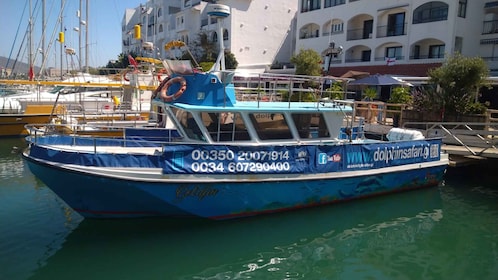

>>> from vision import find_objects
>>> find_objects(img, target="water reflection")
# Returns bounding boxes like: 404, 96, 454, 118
0, 138, 83, 280
28, 187, 443, 280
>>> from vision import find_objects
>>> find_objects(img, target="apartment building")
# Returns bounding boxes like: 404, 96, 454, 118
121, 0, 298, 73
296, 0, 498, 77
122, 0, 498, 77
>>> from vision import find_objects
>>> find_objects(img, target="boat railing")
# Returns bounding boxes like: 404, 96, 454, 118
353, 101, 406, 127
229, 71, 353, 107
25, 121, 364, 154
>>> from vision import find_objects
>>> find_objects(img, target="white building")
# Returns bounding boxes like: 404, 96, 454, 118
296, 0, 498, 77
122, 0, 498, 77
122, 0, 298, 72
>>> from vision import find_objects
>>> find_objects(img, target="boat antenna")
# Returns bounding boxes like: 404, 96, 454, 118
206, 4, 230, 72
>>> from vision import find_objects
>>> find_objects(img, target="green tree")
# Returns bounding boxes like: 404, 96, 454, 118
186, 32, 218, 63
428, 53, 489, 116
388, 86, 412, 104
100, 51, 138, 75
224, 50, 238, 70
290, 49, 322, 76
324, 82, 344, 99
184, 32, 238, 71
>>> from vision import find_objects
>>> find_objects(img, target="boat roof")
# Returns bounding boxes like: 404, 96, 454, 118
172, 100, 353, 113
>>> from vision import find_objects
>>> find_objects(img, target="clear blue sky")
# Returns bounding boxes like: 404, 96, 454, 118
1, 0, 143, 68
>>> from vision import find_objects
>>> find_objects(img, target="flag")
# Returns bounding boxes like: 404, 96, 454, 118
128, 54, 138, 70
28, 66, 34, 81
386, 57, 396, 66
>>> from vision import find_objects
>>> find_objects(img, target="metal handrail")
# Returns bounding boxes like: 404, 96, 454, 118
403, 121, 498, 156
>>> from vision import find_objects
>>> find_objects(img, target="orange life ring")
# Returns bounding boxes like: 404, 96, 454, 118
160, 76, 187, 102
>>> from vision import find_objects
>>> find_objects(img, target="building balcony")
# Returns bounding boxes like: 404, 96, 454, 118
409, 54, 445, 60
375, 56, 404, 62
347, 28, 372, 41
322, 30, 344, 37
483, 20, 498, 34
376, 24, 407, 38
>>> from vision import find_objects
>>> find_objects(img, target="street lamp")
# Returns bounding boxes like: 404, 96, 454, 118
321, 42, 343, 75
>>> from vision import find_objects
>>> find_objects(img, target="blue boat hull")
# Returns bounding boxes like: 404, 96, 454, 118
23, 153, 446, 220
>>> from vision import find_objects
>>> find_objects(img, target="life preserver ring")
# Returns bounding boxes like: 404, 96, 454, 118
160, 76, 187, 102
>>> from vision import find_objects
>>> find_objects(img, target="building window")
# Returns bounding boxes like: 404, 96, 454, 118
413, 2, 448, 24
458, 0, 467, 18
386, 46, 402, 59
223, 29, 229, 41
213, 32, 218, 42
324, 0, 345, 8
361, 50, 371, 62
429, 45, 445, 58
413, 45, 420, 59
331, 22, 343, 33
387, 13, 405, 36
301, 0, 320, 12
157, 8, 162, 18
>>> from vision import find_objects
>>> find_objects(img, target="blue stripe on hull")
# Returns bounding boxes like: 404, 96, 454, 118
24, 154, 446, 220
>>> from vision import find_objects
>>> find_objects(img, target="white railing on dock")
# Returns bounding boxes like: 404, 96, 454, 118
403, 121, 498, 157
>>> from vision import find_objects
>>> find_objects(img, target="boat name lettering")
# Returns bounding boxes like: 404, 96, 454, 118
254, 113, 275, 119
373, 145, 428, 164
175, 186, 219, 202
191, 149, 290, 162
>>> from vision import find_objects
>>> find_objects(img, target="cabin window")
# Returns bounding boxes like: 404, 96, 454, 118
173, 108, 205, 141
249, 113, 293, 140
291, 113, 330, 139
200, 112, 250, 142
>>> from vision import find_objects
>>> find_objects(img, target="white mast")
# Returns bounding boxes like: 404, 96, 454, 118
29, 0, 34, 80
85, 0, 89, 72
41, 0, 46, 77
78, 0, 82, 71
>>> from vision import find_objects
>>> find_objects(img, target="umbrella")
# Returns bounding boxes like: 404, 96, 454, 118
349, 74, 408, 86
340, 70, 369, 79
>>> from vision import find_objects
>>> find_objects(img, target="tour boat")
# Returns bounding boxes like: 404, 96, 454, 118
21, 50, 449, 220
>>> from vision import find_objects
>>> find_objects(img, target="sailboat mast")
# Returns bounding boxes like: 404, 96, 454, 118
79, 0, 82, 71
85, 0, 89, 73
41, 0, 46, 77
29, 0, 34, 80
60, 0, 64, 79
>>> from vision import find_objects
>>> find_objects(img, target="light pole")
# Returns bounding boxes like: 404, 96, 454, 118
321, 42, 343, 75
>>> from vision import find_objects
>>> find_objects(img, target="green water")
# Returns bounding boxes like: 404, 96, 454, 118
0, 138, 497, 280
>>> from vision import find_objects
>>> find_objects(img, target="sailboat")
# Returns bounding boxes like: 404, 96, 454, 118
0, 0, 161, 137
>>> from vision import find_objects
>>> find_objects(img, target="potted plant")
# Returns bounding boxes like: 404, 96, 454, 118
362, 87, 377, 101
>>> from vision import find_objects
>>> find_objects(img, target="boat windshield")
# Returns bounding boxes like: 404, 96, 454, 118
164, 60, 194, 75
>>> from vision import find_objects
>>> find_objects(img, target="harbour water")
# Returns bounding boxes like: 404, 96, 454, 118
0, 137, 497, 280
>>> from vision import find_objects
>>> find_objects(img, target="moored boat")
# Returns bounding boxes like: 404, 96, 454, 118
22, 48, 449, 220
